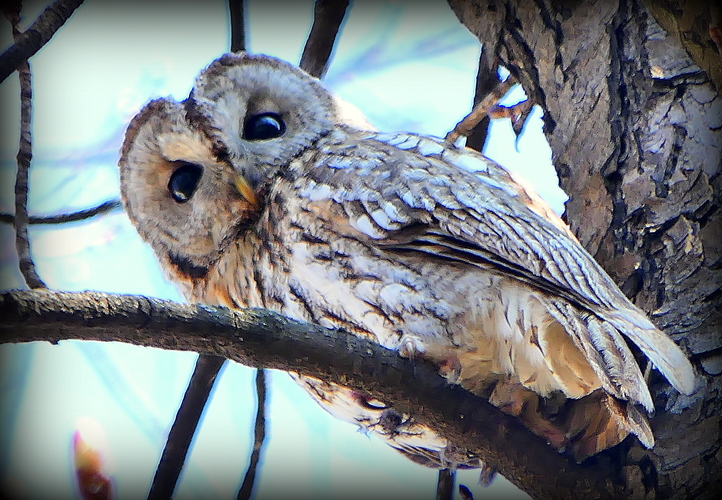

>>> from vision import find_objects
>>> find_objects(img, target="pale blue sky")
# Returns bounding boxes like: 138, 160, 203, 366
0, 1, 565, 498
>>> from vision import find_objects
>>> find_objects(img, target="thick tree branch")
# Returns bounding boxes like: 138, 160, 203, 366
1, 289, 630, 499
0, 0, 85, 84
0, 199, 122, 225
299, 0, 350, 79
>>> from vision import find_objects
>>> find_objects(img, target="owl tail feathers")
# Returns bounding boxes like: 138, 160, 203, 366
565, 391, 654, 462
605, 309, 696, 397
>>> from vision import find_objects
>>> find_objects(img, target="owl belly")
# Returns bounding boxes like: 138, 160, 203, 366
284, 234, 601, 403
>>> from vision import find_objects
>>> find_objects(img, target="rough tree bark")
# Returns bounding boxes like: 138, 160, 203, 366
448, 0, 721, 498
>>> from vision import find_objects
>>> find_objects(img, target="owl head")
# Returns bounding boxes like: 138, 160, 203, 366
119, 53, 343, 285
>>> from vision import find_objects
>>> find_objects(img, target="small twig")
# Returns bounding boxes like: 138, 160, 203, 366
147, 355, 226, 500
237, 369, 267, 500
490, 98, 534, 151
228, 0, 245, 52
436, 469, 455, 500
0, 0, 85, 84
0, 199, 122, 226
445, 76, 518, 145
6, 6, 45, 289
489, 99, 533, 131
299, 0, 350, 79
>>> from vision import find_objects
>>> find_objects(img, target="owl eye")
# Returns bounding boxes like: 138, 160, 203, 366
243, 112, 286, 140
168, 163, 203, 203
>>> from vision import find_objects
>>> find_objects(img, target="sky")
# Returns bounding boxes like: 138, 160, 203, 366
0, 1, 566, 499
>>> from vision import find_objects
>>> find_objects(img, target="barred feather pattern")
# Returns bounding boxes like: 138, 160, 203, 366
119, 52, 695, 463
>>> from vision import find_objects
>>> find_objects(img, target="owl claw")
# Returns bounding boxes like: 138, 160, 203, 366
398, 339, 462, 384
438, 355, 463, 384
398, 336, 425, 360
490, 382, 569, 452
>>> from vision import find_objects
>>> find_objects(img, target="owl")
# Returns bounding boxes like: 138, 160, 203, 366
119, 52, 695, 462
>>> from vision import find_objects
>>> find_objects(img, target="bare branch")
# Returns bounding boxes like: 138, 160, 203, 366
465, 48, 500, 152
228, 0, 245, 53
12, 61, 44, 289
147, 355, 225, 500
0, 0, 86, 84
7, 8, 45, 289
237, 369, 267, 500
445, 76, 517, 145
299, 0, 350, 79
435, 469, 455, 500
0, 289, 628, 500
0, 199, 123, 226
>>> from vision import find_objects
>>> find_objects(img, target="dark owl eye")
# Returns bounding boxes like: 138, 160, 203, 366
168, 163, 203, 203
243, 112, 286, 140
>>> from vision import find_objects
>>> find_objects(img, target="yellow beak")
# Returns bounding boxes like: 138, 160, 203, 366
233, 173, 260, 209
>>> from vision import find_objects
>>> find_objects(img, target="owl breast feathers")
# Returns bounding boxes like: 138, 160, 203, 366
119, 52, 695, 461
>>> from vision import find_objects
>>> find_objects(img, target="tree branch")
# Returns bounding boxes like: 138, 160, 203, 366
6, 7, 45, 289
465, 47, 499, 152
445, 76, 517, 145
228, 0, 245, 53
0, 0, 85, 84
0, 289, 629, 500
0, 199, 122, 226
299, 0, 350, 79
435, 469, 455, 500
147, 354, 225, 500
237, 368, 267, 500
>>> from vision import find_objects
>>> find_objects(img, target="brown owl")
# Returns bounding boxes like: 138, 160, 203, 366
119, 52, 695, 462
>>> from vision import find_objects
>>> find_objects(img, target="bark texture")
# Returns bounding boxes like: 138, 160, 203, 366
448, 0, 721, 498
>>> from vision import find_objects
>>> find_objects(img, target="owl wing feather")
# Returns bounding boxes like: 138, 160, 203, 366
295, 129, 694, 407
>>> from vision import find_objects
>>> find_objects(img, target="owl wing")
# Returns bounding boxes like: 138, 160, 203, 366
294, 129, 694, 409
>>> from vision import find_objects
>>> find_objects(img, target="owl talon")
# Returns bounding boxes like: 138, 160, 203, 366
438, 355, 463, 384
490, 382, 569, 452
398, 336, 425, 360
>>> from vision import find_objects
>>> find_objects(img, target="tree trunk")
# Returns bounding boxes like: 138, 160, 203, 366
448, 0, 721, 498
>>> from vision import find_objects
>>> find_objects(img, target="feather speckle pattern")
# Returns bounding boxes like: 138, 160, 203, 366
119, 53, 695, 463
